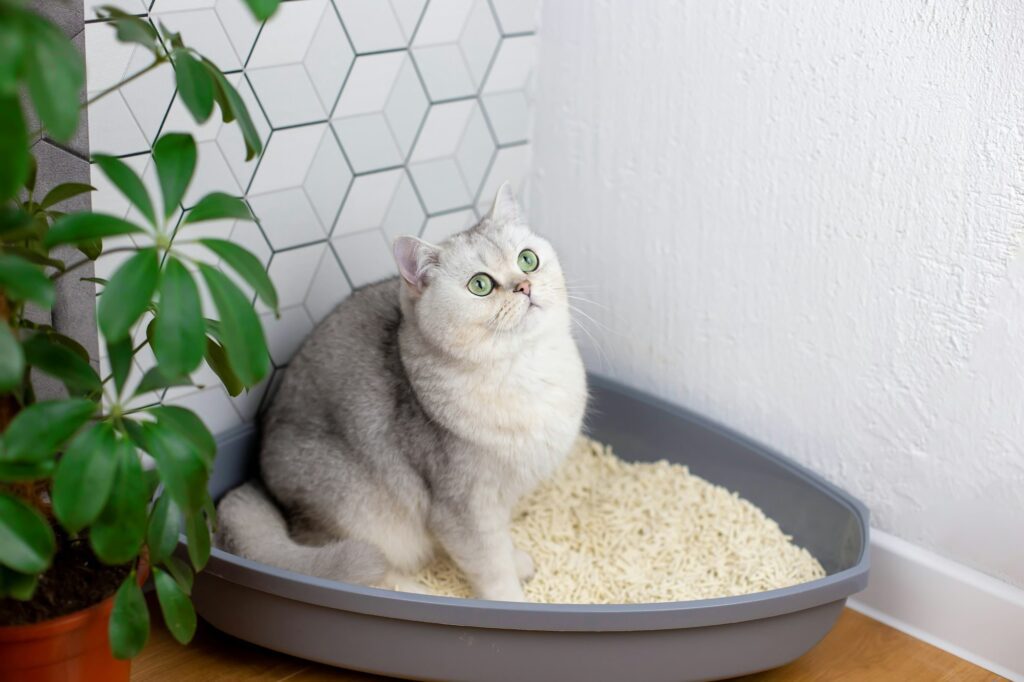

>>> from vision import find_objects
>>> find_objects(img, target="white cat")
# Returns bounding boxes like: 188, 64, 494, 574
217, 184, 587, 601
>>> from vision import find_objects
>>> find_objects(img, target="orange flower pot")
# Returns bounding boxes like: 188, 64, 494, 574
0, 562, 148, 682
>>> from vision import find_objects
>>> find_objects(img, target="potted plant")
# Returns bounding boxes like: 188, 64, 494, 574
0, 1, 283, 678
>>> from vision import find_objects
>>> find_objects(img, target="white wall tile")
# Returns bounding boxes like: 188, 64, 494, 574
152, 9, 246, 70
248, 124, 329, 194
332, 229, 397, 287
335, 0, 406, 53
247, 65, 328, 127
247, 0, 329, 67
421, 208, 477, 243
490, 0, 541, 34
388, 0, 428, 40
262, 305, 315, 366
248, 188, 326, 249
333, 168, 405, 236
266, 242, 326, 309
304, 248, 353, 322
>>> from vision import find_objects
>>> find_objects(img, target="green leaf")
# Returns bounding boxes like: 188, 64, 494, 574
0, 566, 39, 601
93, 155, 157, 226
0, 398, 94, 463
78, 238, 103, 260
156, 21, 184, 50
40, 182, 96, 209
52, 422, 119, 533
0, 492, 55, 573
0, 14, 26, 97
97, 7, 161, 54
172, 50, 213, 124
184, 509, 211, 571
81, 276, 109, 287
136, 420, 207, 514
0, 253, 54, 308
0, 460, 57, 482
148, 405, 215, 468
90, 436, 148, 565
23, 333, 102, 396
147, 494, 180, 564
23, 14, 84, 142
98, 248, 159, 342
152, 133, 197, 220
24, 154, 37, 193
2, 245, 66, 271
199, 238, 277, 312
164, 555, 193, 595
183, 192, 252, 225
205, 63, 262, 161
153, 257, 204, 376
153, 567, 196, 644
134, 367, 192, 395
242, 0, 282, 21
43, 330, 91, 363
45, 212, 144, 248
107, 336, 133, 396
198, 264, 269, 387
109, 572, 149, 659
0, 206, 33, 241
0, 322, 24, 393
204, 337, 243, 397
0, 94, 28, 201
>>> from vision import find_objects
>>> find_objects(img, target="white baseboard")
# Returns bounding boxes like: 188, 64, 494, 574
848, 528, 1024, 682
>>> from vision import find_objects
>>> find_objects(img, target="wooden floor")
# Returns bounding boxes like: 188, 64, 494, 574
133, 604, 1004, 681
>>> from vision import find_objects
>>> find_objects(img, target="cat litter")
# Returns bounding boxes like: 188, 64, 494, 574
187, 377, 869, 682
415, 437, 825, 603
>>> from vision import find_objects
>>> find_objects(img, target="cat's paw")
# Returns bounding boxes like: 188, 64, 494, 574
513, 548, 535, 582
384, 572, 430, 595
478, 580, 526, 602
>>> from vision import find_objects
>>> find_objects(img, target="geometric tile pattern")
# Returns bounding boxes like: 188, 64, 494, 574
84, 0, 538, 433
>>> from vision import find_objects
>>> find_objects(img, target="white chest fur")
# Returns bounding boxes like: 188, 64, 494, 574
412, 330, 587, 495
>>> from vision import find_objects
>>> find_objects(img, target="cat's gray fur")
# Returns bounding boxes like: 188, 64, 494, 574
216, 184, 587, 601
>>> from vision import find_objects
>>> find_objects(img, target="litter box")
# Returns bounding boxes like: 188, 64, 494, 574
186, 375, 870, 682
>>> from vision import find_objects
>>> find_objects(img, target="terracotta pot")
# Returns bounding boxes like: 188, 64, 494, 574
0, 561, 149, 682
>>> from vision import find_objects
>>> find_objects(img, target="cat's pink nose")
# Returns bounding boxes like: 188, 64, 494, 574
514, 280, 531, 296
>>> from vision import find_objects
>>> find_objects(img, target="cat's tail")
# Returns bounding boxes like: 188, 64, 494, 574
215, 481, 389, 585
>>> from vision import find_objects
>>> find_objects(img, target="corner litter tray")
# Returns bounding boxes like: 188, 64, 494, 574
185, 375, 869, 682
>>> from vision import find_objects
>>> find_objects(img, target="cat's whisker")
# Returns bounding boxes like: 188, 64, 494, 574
566, 294, 609, 310
569, 304, 621, 338
570, 315, 612, 371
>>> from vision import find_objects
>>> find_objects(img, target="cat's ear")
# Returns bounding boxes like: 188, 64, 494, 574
393, 236, 439, 293
486, 181, 522, 225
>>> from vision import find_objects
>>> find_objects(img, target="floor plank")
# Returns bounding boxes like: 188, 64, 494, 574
133, 604, 1005, 681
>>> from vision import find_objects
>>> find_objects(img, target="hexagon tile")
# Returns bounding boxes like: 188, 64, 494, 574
84, 0, 539, 432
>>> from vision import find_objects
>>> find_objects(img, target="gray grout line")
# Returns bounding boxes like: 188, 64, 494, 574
327, 240, 357, 292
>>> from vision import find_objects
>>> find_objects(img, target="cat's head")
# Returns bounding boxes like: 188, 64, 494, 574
393, 183, 569, 360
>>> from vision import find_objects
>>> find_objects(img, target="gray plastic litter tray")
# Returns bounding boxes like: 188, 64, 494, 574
186, 375, 870, 682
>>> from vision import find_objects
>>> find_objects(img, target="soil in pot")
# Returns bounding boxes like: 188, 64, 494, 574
0, 526, 130, 626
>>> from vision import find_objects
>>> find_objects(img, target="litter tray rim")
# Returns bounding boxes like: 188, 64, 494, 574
191, 374, 870, 633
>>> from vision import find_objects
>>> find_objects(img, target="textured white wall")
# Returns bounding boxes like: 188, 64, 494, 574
531, 0, 1024, 587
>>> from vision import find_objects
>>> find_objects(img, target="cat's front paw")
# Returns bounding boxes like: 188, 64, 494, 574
514, 547, 535, 582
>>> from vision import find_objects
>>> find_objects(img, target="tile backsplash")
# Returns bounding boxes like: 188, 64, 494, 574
84, 0, 538, 433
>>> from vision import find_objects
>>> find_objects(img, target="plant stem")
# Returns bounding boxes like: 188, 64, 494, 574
99, 338, 150, 386
84, 59, 166, 109
26, 58, 167, 139
52, 247, 139, 281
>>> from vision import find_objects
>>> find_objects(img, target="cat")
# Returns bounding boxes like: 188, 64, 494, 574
216, 183, 587, 601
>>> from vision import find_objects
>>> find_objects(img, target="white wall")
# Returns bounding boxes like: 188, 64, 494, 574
532, 0, 1024, 587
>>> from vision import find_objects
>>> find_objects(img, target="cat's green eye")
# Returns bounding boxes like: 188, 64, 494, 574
518, 249, 539, 273
468, 273, 494, 296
